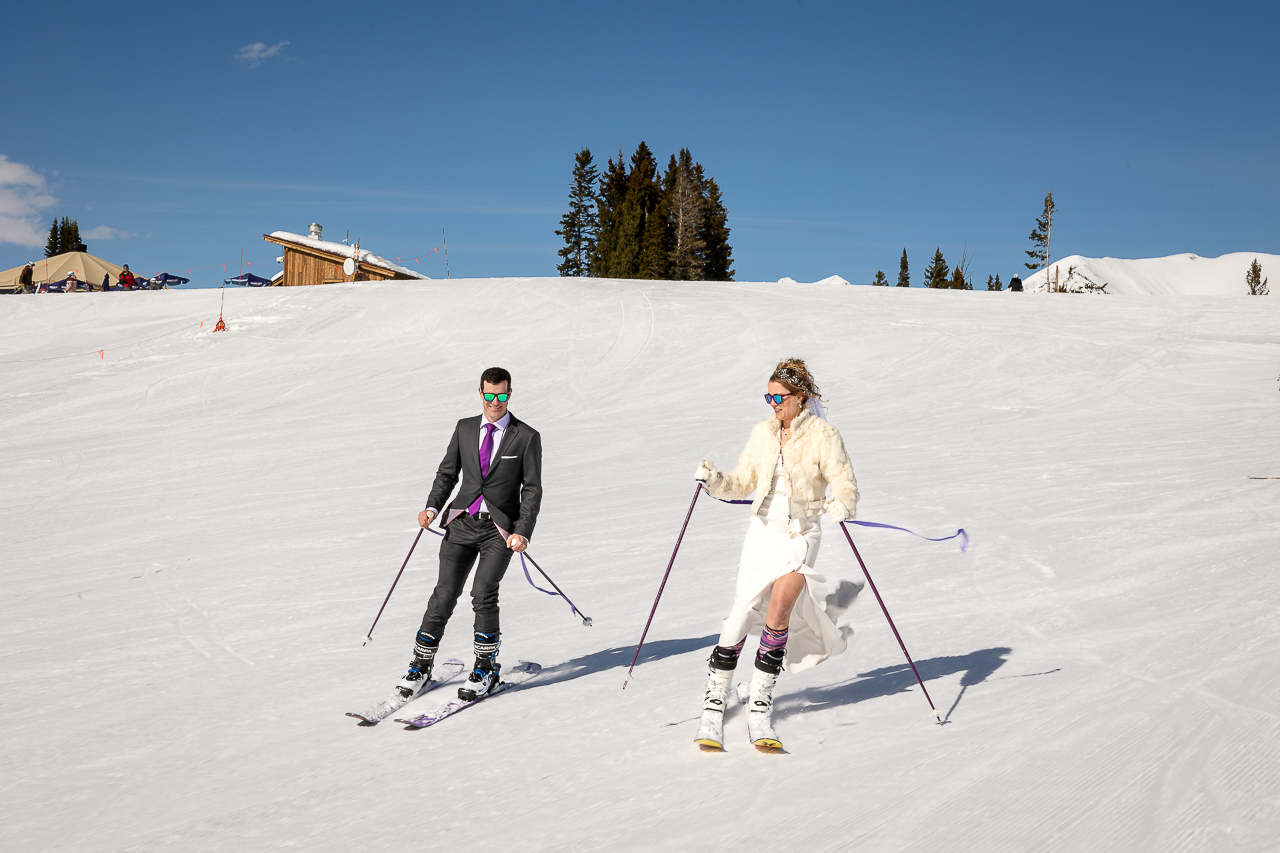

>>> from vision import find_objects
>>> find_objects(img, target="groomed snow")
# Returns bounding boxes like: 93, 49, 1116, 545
2, 279, 1279, 851
1023, 252, 1279, 296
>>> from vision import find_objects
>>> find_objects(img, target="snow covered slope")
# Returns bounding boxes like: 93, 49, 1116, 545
2, 280, 1279, 851
1023, 251, 1279, 295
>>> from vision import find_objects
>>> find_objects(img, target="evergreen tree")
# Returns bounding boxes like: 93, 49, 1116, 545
57, 217, 82, 251
949, 265, 971, 290
872, 270, 889, 286
555, 148, 600, 277
44, 218, 60, 257
1246, 257, 1269, 296
602, 142, 661, 278
987, 273, 1003, 291
698, 174, 734, 281
1025, 190, 1056, 271
592, 150, 629, 277
897, 249, 910, 287
590, 142, 732, 281
668, 150, 706, 280
639, 154, 677, 280
923, 248, 949, 288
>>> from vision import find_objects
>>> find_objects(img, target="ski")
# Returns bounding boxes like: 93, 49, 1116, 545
736, 682, 784, 752
395, 661, 541, 728
347, 658, 466, 723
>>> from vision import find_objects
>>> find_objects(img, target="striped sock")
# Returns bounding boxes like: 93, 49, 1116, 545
756, 625, 788, 672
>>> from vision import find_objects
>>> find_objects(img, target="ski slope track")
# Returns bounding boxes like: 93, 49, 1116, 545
2, 279, 1278, 852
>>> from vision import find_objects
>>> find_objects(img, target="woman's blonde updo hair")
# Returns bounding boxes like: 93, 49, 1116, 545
770, 357, 822, 407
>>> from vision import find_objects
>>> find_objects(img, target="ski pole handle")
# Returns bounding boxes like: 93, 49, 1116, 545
362, 528, 425, 646
624, 482, 703, 688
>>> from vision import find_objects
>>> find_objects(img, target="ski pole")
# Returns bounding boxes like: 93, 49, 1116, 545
624, 482, 703, 689
839, 522, 942, 724
362, 528, 425, 646
520, 552, 594, 626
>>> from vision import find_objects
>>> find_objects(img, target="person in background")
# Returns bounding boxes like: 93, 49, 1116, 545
19, 262, 35, 293
101, 273, 111, 292
65, 271, 79, 293
119, 265, 137, 290
1009, 274, 1024, 292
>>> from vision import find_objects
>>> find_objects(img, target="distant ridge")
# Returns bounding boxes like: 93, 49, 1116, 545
1022, 252, 1278, 296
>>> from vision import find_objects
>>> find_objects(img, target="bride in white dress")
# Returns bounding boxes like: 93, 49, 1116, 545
693, 358, 859, 750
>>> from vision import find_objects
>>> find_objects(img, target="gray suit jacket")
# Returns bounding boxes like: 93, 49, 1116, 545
425, 413, 544, 540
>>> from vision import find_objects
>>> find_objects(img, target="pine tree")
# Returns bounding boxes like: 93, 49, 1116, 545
58, 217, 71, 252
698, 174, 734, 281
1025, 190, 1055, 271
667, 150, 706, 281
600, 142, 661, 279
987, 273, 1003, 291
1246, 257, 1270, 296
44, 218, 60, 257
949, 266, 970, 290
923, 248, 949, 288
639, 154, 677, 280
872, 270, 889, 286
67, 218, 81, 247
897, 249, 910, 287
555, 148, 600, 277
592, 151, 629, 277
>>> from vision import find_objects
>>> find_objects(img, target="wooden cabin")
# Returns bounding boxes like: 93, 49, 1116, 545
263, 227, 428, 286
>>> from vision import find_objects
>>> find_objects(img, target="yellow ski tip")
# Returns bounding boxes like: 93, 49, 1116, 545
753, 738, 784, 752
695, 739, 725, 751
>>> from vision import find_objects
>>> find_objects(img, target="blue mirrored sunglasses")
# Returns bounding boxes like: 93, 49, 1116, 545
482, 393, 510, 402
764, 393, 794, 405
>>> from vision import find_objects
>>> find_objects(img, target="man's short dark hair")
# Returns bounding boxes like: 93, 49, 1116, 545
480, 367, 512, 389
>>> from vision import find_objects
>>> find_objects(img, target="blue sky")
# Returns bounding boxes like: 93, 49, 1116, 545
3, 0, 1277, 287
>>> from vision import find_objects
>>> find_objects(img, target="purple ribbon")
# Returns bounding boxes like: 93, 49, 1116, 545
700, 486, 967, 551
424, 523, 589, 618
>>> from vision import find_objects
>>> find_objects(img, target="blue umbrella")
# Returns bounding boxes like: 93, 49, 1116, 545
224, 272, 273, 287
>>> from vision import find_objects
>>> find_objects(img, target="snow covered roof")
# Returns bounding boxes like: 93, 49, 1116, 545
266, 231, 428, 280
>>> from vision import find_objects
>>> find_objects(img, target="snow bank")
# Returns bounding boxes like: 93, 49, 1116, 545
1022, 251, 1278, 295
778, 274, 850, 286
269, 231, 429, 280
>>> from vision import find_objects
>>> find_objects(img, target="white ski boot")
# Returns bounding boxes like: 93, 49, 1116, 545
396, 659, 433, 699
745, 663, 783, 751
695, 664, 734, 750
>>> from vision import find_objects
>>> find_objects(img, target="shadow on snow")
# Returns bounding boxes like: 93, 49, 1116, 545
774, 646, 1015, 723
530, 634, 719, 690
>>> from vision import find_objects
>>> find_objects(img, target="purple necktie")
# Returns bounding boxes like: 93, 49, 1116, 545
468, 422, 497, 515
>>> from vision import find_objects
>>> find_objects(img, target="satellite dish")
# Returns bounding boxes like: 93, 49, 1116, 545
342, 257, 355, 276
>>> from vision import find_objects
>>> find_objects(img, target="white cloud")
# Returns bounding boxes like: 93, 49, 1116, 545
0, 154, 56, 248
235, 41, 290, 67
83, 225, 138, 241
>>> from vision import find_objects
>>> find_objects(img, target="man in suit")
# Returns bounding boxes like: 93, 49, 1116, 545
399, 366, 543, 701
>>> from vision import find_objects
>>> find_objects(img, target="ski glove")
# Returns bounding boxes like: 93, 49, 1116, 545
695, 459, 723, 490
824, 497, 852, 523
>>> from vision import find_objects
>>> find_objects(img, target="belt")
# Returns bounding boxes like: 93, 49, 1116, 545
471, 512, 492, 521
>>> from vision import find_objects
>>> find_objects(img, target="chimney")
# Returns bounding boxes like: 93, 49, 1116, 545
308, 223, 323, 241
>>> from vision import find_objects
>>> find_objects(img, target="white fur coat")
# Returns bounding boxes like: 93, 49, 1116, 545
704, 410, 858, 522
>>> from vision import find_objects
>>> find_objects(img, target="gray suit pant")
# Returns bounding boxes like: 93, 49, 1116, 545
419, 513, 514, 638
